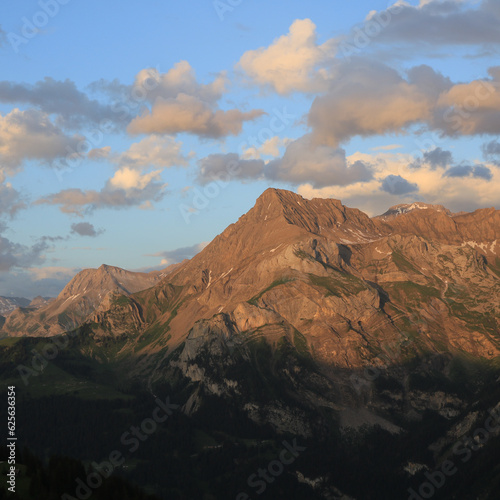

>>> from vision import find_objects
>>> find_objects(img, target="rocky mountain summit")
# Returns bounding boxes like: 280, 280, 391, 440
376, 202, 453, 221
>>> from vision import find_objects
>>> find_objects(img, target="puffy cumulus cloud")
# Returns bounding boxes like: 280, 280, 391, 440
381, 174, 419, 195
0, 77, 126, 129
0, 109, 83, 173
242, 136, 291, 160
0, 266, 78, 299
196, 136, 374, 188
308, 61, 439, 146
36, 169, 167, 215
146, 242, 209, 266
70, 222, 103, 237
434, 69, 500, 136
296, 151, 500, 215
308, 60, 500, 146
372, 0, 500, 47
133, 61, 227, 104
237, 19, 336, 94
108, 168, 162, 190
127, 94, 264, 138
126, 60, 264, 138
266, 135, 374, 188
444, 164, 493, 180
114, 135, 189, 169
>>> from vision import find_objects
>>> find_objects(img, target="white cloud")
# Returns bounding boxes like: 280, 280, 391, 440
133, 61, 227, 104
242, 136, 291, 159
238, 19, 336, 94
127, 94, 264, 138
36, 169, 167, 215
308, 60, 440, 147
266, 135, 374, 187
196, 135, 374, 188
0, 108, 83, 173
127, 61, 264, 138
0, 77, 126, 130
308, 60, 500, 146
297, 151, 500, 215
114, 135, 189, 169
109, 168, 163, 191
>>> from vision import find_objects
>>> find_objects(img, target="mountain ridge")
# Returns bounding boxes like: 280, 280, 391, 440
2, 189, 499, 353
1, 264, 168, 337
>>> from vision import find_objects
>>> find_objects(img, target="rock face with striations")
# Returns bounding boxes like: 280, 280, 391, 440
79, 189, 500, 375
5, 189, 499, 367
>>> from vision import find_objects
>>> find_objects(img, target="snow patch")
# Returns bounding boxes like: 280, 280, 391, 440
219, 268, 233, 279
462, 240, 488, 251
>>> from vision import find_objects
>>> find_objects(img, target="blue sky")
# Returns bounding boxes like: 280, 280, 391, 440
1, 0, 500, 298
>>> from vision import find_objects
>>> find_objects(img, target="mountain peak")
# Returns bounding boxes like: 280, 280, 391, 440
375, 202, 452, 221
252, 188, 353, 230
253, 188, 309, 215
257, 187, 306, 204
98, 263, 116, 272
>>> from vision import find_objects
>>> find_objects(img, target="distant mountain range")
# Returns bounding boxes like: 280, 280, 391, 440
0, 296, 31, 315
0, 264, 180, 337
0, 295, 54, 316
